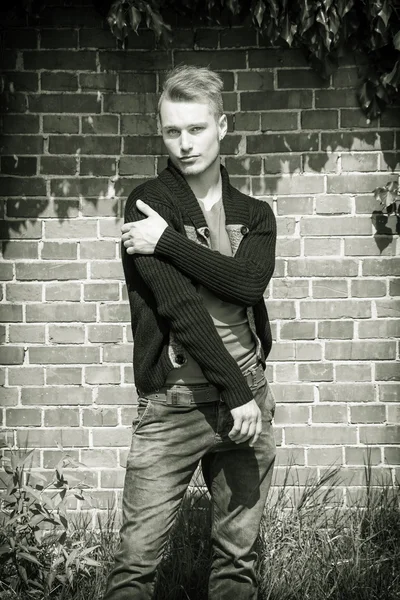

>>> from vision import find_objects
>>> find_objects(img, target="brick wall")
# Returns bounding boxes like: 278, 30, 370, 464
1, 1, 399, 517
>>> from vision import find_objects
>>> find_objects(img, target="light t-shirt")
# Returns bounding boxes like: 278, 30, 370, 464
166, 198, 257, 385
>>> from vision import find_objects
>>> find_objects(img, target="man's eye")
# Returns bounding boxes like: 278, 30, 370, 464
191, 127, 203, 133
167, 129, 179, 136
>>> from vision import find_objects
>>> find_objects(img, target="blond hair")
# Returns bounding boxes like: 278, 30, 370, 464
158, 65, 224, 118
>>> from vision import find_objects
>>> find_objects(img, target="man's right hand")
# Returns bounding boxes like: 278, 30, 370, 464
229, 399, 262, 447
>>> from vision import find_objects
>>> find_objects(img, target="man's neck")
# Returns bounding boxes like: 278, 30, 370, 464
185, 158, 222, 211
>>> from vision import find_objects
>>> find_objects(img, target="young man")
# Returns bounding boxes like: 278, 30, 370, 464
103, 65, 277, 600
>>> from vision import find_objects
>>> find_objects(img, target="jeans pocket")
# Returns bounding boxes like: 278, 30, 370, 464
132, 398, 152, 434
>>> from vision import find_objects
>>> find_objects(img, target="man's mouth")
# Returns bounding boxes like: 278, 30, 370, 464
179, 155, 199, 161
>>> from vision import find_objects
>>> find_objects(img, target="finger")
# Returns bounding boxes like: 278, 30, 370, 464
126, 246, 135, 255
121, 232, 132, 243
121, 222, 135, 233
228, 419, 243, 442
136, 199, 156, 216
249, 417, 262, 447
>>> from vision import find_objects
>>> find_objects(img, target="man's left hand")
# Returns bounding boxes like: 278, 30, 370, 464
122, 200, 168, 255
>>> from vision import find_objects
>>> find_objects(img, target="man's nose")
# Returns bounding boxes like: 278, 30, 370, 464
180, 132, 192, 152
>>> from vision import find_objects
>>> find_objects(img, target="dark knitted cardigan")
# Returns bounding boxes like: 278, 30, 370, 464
122, 160, 276, 409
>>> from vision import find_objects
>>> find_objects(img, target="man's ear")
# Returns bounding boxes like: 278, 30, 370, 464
218, 114, 228, 140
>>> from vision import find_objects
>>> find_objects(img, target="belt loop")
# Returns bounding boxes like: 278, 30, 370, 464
166, 389, 178, 405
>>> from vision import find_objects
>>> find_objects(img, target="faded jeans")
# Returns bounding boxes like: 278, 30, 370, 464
103, 367, 276, 600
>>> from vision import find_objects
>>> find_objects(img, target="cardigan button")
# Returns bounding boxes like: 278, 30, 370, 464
241, 225, 249, 235
176, 354, 186, 365
203, 227, 210, 238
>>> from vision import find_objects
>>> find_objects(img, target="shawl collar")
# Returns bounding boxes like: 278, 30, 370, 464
158, 159, 249, 229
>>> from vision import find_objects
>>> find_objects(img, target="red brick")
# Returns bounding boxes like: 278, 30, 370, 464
82, 408, 118, 427
307, 447, 343, 465
276, 238, 301, 257
300, 216, 371, 236
3, 73, 38, 92
345, 447, 381, 466
29, 346, 100, 365
288, 259, 358, 277
2, 115, 40, 134
118, 156, 156, 176
375, 299, 400, 318
375, 363, 400, 381
277, 197, 313, 215
119, 73, 157, 93
1, 155, 37, 177
358, 320, 400, 338
248, 133, 318, 154
278, 70, 329, 89
48, 325, 85, 344
384, 448, 400, 465
248, 49, 308, 68
81, 449, 118, 468
85, 365, 121, 384
6, 283, 42, 302
0, 50, 17, 71
340, 110, 377, 128
0, 388, 18, 406
41, 241, 78, 260
2, 241, 39, 259
312, 405, 347, 423
260, 112, 298, 132
45, 282, 81, 302
6, 408, 41, 427
260, 155, 301, 176
325, 341, 396, 361
315, 89, 359, 108
302, 300, 371, 320
360, 425, 399, 444
103, 344, 132, 363
120, 115, 158, 135
24, 50, 96, 70
336, 364, 372, 382
351, 281, 387, 298
123, 136, 164, 155
79, 28, 117, 49
286, 426, 357, 445
49, 135, 119, 155
319, 383, 375, 403
100, 469, 126, 489
304, 238, 341, 256
341, 153, 379, 171
0, 135, 44, 155
82, 115, 119, 134
44, 408, 80, 427
96, 386, 137, 405
299, 363, 333, 381
362, 258, 400, 276
242, 91, 312, 111
332, 67, 358, 88
17, 428, 89, 448
174, 50, 245, 70
295, 342, 322, 361
87, 325, 123, 343
347, 238, 395, 256
40, 156, 77, 175
21, 386, 92, 405
389, 280, 400, 296
42, 115, 79, 134
0, 92, 27, 113
351, 405, 385, 424
29, 94, 100, 114
99, 51, 170, 71
316, 196, 352, 215
0, 346, 24, 365
301, 110, 338, 130
16, 262, 87, 281
380, 152, 400, 171
27, 304, 95, 323
0, 305, 23, 322
41, 72, 78, 91
92, 427, 131, 447
275, 363, 298, 382
381, 108, 400, 127
312, 280, 348, 299
46, 367, 82, 385
328, 173, 394, 194
40, 29, 78, 48
280, 322, 315, 340
269, 383, 314, 403
1, 220, 42, 240
9, 324, 45, 343
8, 366, 44, 386
274, 405, 309, 425
237, 71, 273, 91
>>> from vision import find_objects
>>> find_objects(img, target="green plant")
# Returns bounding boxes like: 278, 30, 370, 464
374, 179, 400, 215
0, 448, 99, 599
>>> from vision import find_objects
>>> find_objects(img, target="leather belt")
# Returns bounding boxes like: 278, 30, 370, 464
143, 363, 265, 406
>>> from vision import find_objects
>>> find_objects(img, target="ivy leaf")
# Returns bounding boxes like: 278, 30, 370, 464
225, 0, 241, 15
129, 5, 142, 33
337, 0, 354, 19
382, 60, 400, 87
281, 13, 297, 46
253, 0, 266, 28
393, 30, 400, 51
377, 0, 392, 27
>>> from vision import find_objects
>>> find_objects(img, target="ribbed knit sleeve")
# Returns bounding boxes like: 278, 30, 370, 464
154, 200, 276, 306
123, 188, 253, 409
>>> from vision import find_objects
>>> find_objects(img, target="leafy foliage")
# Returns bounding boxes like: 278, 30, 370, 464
101, 0, 400, 119
375, 179, 400, 214
0, 448, 99, 599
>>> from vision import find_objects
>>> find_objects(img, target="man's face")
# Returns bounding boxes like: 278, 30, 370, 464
159, 99, 227, 177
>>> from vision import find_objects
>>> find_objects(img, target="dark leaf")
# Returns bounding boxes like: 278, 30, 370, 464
128, 5, 142, 32
253, 0, 266, 28
382, 60, 400, 88
394, 30, 400, 51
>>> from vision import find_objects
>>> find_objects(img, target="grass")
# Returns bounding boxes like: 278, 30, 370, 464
1, 463, 399, 600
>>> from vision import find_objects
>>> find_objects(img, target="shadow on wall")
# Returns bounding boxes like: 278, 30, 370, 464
1, 124, 399, 251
